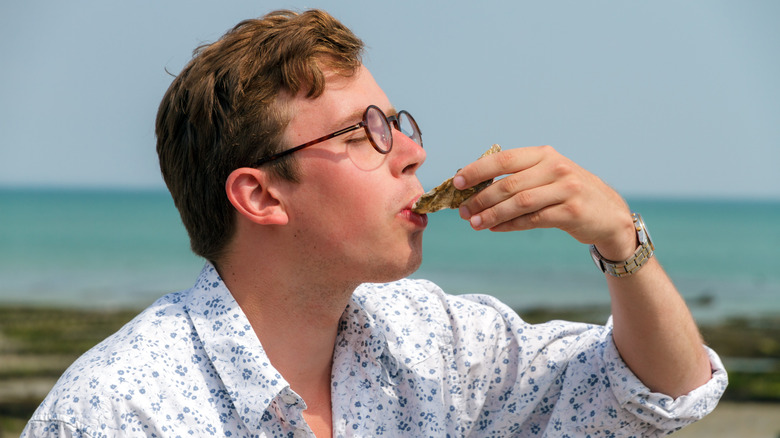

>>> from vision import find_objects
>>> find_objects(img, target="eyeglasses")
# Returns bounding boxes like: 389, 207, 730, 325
250, 105, 422, 168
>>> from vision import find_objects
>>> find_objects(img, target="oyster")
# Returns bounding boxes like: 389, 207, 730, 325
412, 144, 501, 214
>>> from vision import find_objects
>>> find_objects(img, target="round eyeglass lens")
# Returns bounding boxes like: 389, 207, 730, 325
344, 106, 390, 171
398, 111, 422, 147
366, 106, 392, 152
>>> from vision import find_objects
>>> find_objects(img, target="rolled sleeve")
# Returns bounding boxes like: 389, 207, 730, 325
603, 331, 729, 429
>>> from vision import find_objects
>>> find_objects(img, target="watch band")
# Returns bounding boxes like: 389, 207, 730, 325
590, 212, 655, 278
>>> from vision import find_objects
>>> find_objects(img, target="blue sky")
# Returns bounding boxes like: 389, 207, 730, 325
1, 1, 778, 200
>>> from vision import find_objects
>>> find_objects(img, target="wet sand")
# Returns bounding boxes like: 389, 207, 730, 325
672, 402, 780, 437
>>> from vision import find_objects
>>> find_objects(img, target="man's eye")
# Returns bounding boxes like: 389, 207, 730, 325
345, 135, 370, 145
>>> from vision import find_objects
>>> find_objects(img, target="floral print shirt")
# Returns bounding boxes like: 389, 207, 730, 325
24, 263, 727, 437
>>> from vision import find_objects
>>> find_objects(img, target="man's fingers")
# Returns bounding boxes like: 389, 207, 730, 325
460, 163, 555, 216
465, 184, 563, 230
453, 147, 546, 190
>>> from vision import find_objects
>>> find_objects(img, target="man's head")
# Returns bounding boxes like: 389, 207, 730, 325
156, 9, 364, 262
247, 63, 427, 288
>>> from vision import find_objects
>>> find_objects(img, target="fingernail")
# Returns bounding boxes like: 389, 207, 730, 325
459, 205, 471, 219
470, 215, 482, 229
453, 175, 466, 190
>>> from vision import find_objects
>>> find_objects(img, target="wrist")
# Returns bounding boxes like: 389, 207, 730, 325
590, 212, 655, 278
592, 213, 638, 261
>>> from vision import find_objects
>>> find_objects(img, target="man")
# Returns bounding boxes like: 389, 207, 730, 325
24, 9, 726, 437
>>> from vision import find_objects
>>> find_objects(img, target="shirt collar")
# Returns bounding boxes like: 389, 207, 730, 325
185, 264, 423, 429
185, 263, 294, 430
338, 296, 402, 385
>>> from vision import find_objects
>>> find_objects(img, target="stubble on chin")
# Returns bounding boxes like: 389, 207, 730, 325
368, 235, 424, 284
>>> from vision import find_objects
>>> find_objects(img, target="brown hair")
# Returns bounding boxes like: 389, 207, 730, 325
156, 9, 364, 262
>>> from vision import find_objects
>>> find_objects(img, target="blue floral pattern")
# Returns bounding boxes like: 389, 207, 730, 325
24, 263, 727, 437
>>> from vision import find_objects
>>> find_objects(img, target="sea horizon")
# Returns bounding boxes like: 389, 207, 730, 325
2, 187, 778, 324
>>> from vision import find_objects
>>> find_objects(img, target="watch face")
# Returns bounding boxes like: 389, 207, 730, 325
589, 245, 605, 272
637, 214, 654, 249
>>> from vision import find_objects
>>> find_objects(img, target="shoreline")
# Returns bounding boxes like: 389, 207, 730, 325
2, 304, 779, 436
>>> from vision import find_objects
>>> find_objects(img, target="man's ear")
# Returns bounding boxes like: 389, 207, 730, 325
225, 168, 289, 225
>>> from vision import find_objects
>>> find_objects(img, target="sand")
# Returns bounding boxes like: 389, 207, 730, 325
672, 402, 780, 437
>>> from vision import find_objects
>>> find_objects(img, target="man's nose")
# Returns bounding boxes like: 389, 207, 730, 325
390, 127, 426, 176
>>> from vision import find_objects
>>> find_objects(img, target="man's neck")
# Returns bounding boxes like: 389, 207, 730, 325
246, 293, 339, 437
215, 254, 356, 436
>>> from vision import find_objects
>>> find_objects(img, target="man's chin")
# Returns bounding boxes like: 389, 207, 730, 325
366, 255, 422, 284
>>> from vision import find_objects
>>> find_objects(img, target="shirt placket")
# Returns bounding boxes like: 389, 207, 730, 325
272, 387, 313, 438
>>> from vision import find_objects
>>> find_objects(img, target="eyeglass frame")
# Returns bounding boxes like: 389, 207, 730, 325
249, 104, 422, 167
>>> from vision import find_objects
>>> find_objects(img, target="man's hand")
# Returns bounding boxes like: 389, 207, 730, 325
455, 145, 636, 261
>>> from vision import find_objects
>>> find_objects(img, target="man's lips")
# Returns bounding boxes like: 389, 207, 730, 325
403, 195, 425, 214
407, 195, 421, 210
402, 196, 428, 228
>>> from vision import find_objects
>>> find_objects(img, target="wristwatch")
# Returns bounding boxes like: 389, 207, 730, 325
590, 212, 655, 278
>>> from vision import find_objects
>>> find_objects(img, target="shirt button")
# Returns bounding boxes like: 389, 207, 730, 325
281, 394, 299, 405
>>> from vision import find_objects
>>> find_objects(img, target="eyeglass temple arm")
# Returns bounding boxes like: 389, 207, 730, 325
251, 123, 363, 167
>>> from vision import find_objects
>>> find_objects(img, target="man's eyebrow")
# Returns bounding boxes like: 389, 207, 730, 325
331, 108, 365, 130
329, 105, 398, 131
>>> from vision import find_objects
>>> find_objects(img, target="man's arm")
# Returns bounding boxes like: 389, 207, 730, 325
605, 257, 711, 397
454, 145, 711, 398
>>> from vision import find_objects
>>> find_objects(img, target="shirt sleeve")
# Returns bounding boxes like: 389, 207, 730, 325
456, 292, 728, 436
600, 319, 727, 426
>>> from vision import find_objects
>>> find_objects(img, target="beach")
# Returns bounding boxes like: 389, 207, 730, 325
671, 402, 780, 438
1, 304, 779, 436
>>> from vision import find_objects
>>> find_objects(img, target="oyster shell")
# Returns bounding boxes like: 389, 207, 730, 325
412, 144, 501, 214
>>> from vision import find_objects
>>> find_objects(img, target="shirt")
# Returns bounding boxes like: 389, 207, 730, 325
24, 263, 727, 437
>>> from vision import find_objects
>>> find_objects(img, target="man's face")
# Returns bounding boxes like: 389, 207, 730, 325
278, 64, 428, 287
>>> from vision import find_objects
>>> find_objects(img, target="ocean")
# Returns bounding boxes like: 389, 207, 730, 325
1, 188, 778, 323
